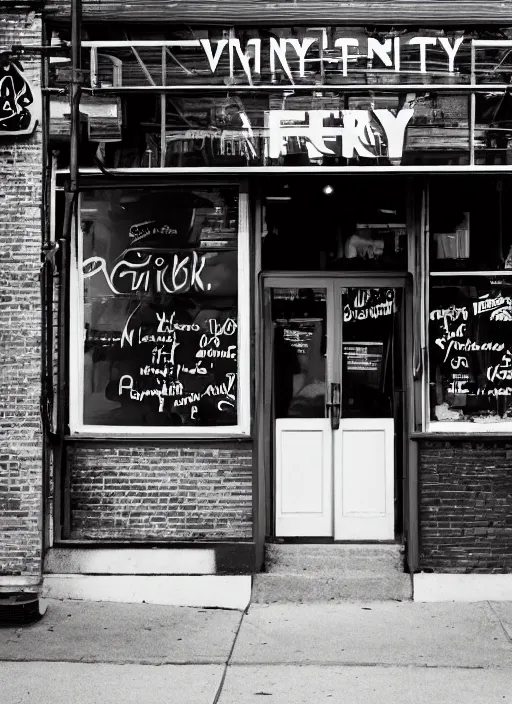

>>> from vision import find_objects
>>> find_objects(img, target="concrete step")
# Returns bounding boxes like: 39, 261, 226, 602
253, 543, 411, 602
251, 573, 412, 603
264, 543, 404, 574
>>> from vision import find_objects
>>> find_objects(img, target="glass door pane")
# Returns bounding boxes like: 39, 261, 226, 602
271, 287, 327, 418
340, 287, 402, 418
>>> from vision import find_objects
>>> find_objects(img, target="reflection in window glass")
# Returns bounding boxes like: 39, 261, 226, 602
263, 177, 407, 271
474, 45, 512, 85
49, 26, 477, 89
51, 95, 161, 170
429, 277, 512, 423
162, 91, 469, 168
402, 94, 469, 167
475, 92, 512, 166
430, 177, 512, 272
341, 288, 400, 418
51, 89, 473, 170
272, 288, 326, 418
80, 187, 239, 427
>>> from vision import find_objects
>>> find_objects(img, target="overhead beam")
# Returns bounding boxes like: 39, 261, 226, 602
43, 1, 512, 26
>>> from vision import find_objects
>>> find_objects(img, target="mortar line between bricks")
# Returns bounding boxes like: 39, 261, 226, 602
211, 607, 247, 704
486, 601, 512, 644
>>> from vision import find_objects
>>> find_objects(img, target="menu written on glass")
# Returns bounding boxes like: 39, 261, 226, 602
81, 189, 238, 427
429, 282, 512, 422
343, 343, 383, 373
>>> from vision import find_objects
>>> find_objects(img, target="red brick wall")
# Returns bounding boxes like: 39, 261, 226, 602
0, 10, 43, 578
419, 440, 512, 573
69, 443, 253, 540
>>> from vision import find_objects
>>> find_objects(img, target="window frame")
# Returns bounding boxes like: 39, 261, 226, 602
425, 176, 512, 433
68, 181, 252, 438
50, 36, 512, 174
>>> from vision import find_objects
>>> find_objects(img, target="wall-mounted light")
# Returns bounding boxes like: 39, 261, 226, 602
322, 184, 334, 195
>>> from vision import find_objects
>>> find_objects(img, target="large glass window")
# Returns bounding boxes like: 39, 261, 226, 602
429, 276, 512, 425
428, 176, 512, 430
70, 185, 250, 435
48, 26, 512, 173
263, 176, 408, 271
271, 287, 327, 418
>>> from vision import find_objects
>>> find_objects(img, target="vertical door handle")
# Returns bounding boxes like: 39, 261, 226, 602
326, 382, 341, 430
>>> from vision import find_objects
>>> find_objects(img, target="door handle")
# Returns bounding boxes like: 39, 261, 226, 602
326, 382, 341, 430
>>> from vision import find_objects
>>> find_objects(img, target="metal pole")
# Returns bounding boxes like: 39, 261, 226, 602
57, 0, 82, 538
40, 18, 54, 562
70, 0, 81, 194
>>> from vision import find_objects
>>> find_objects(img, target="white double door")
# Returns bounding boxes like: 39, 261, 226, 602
272, 278, 402, 541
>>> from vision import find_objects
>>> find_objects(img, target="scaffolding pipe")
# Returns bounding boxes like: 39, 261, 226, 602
55, 0, 81, 538
69, 0, 81, 194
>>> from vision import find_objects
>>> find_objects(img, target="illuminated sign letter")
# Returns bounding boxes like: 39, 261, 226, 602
408, 37, 437, 73
438, 37, 464, 73
373, 109, 414, 158
200, 39, 228, 73
367, 38, 393, 67
334, 38, 359, 77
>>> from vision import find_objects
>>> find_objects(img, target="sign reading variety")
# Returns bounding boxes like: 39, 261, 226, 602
199, 35, 465, 81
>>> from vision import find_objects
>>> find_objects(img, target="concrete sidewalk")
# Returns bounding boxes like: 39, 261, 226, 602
1, 599, 511, 703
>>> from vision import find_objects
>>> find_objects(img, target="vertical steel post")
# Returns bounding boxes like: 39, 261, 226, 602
69, 0, 81, 195
40, 19, 53, 560
57, 0, 82, 538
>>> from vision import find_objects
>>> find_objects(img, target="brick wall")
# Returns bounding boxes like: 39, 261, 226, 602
419, 440, 512, 573
68, 443, 253, 540
0, 10, 43, 579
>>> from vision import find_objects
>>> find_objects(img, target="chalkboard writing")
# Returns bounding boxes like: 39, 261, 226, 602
429, 281, 512, 422
280, 318, 323, 355
80, 187, 239, 427
343, 288, 395, 323
343, 343, 383, 373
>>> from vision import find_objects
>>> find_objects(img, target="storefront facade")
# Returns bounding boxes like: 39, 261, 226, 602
2, 0, 512, 603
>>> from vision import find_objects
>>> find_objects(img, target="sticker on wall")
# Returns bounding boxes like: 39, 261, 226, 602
0, 57, 40, 137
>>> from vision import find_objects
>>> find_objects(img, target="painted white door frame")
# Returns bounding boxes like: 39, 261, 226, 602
266, 274, 405, 540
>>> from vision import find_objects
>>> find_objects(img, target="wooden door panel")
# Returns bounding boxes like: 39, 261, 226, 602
334, 418, 394, 540
275, 418, 332, 537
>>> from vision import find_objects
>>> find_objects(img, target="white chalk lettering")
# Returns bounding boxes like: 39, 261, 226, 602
83, 253, 210, 296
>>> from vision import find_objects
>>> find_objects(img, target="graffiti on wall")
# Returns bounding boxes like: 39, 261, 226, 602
0, 58, 39, 137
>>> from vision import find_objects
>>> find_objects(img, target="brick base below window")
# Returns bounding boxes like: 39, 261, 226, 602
419, 440, 512, 573
68, 443, 253, 540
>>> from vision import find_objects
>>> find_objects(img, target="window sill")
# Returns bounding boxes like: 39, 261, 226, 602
65, 433, 252, 443
428, 421, 512, 433
411, 428, 512, 440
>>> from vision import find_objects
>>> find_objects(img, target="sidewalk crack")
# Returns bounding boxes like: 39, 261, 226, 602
211, 607, 247, 704
486, 601, 512, 645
